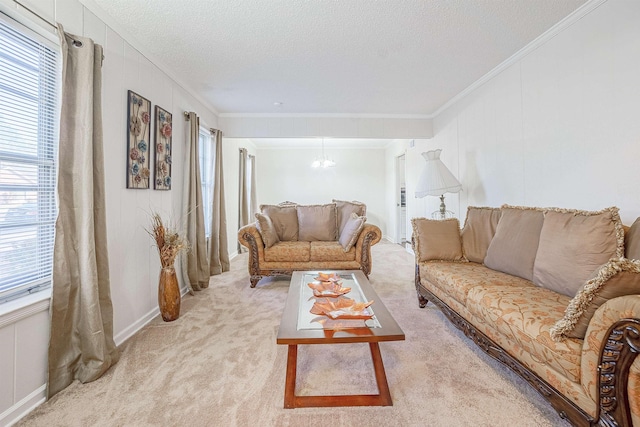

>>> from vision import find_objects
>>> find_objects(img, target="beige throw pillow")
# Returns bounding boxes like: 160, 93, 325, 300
550, 258, 640, 341
533, 207, 624, 297
297, 203, 338, 241
254, 213, 279, 248
460, 206, 501, 264
333, 199, 367, 235
626, 217, 640, 260
484, 206, 544, 281
411, 218, 465, 263
338, 213, 367, 252
260, 204, 298, 241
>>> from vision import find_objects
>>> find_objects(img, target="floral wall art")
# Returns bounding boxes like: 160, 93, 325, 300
126, 90, 151, 189
154, 106, 172, 190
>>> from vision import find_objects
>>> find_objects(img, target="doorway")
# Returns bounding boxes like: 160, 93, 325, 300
395, 154, 408, 247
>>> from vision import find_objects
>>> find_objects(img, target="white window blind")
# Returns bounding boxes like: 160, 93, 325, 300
0, 15, 59, 303
198, 128, 214, 238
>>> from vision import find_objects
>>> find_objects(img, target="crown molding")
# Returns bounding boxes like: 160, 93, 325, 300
77, 0, 220, 117
431, 0, 608, 118
218, 113, 432, 119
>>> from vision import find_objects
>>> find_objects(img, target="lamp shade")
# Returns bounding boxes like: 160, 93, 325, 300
415, 149, 462, 198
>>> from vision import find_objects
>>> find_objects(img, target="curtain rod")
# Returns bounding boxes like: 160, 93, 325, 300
13, 0, 84, 47
183, 112, 220, 134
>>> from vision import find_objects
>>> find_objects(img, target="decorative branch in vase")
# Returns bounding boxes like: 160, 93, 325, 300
148, 213, 189, 321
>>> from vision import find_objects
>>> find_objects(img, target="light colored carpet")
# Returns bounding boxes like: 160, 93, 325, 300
18, 241, 569, 427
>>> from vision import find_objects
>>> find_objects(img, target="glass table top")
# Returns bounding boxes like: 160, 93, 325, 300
296, 272, 381, 331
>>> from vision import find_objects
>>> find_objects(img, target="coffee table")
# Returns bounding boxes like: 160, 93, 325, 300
277, 270, 405, 408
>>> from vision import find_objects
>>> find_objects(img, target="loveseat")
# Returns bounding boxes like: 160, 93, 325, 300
238, 200, 382, 287
412, 205, 640, 427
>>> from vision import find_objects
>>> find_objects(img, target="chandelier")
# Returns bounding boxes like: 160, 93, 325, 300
311, 138, 336, 168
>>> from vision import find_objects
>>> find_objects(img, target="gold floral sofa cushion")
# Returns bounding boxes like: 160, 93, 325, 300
310, 241, 356, 261
264, 241, 310, 262
466, 285, 582, 383
422, 262, 582, 383
419, 262, 535, 306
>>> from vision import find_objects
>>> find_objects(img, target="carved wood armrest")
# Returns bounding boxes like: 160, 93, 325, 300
355, 224, 382, 248
355, 224, 381, 277
581, 295, 640, 426
238, 224, 264, 259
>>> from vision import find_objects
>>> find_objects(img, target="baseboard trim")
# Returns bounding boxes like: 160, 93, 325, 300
114, 306, 159, 346
1, 384, 46, 427
228, 250, 239, 261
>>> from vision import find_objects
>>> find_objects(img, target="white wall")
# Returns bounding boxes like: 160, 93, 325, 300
0, 0, 221, 424
255, 146, 387, 234
432, 0, 640, 225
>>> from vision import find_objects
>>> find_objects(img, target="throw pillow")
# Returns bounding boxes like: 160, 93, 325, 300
297, 203, 338, 241
338, 213, 367, 252
411, 218, 465, 263
254, 213, 279, 249
333, 199, 367, 235
484, 205, 544, 281
260, 204, 298, 241
626, 217, 640, 260
460, 206, 501, 264
550, 258, 640, 341
532, 207, 624, 297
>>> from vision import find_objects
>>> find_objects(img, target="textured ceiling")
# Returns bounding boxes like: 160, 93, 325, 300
89, 0, 587, 115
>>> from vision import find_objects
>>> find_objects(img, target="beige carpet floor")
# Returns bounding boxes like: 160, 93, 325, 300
18, 241, 569, 427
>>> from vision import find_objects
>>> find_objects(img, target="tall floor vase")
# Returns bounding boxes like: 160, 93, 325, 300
158, 266, 180, 321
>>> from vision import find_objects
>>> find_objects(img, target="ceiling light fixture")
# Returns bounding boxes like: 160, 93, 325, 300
311, 138, 336, 169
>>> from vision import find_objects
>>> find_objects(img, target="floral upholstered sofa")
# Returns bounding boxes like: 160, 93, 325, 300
238, 200, 381, 287
413, 205, 640, 427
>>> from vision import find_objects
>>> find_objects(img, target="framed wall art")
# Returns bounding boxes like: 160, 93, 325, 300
153, 106, 172, 190
126, 90, 151, 189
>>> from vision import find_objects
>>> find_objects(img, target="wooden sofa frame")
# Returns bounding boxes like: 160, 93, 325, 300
415, 265, 640, 427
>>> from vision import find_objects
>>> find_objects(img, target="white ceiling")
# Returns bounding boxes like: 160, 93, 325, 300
89, 0, 587, 115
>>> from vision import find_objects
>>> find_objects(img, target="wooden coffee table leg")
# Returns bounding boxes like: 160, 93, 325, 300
283, 342, 393, 408
369, 342, 392, 406
284, 344, 298, 408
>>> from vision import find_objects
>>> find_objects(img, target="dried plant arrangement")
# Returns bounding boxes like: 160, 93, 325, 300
148, 213, 189, 268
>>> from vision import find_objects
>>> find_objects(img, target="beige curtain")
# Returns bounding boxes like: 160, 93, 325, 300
249, 154, 258, 217
208, 129, 230, 275
48, 25, 119, 398
237, 148, 249, 253
180, 112, 209, 292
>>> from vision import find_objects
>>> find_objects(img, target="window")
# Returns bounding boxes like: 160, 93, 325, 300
0, 15, 59, 303
198, 128, 214, 238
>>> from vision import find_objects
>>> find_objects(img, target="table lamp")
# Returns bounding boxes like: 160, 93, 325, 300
415, 149, 462, 219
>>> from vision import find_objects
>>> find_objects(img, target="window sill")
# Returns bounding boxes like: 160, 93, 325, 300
0, 288, 51, 328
